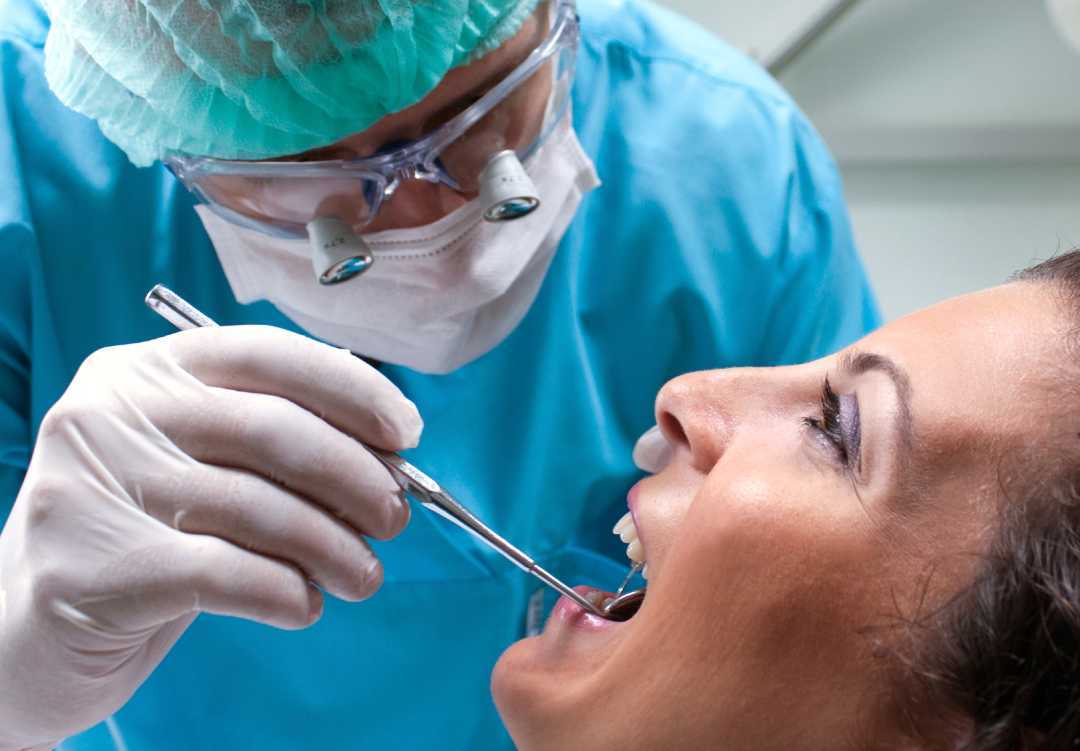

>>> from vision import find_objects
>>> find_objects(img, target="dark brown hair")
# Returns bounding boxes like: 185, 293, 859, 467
908, 253, 1080, 749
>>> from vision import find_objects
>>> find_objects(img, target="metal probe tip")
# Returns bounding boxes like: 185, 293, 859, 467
145, 284, 218, 330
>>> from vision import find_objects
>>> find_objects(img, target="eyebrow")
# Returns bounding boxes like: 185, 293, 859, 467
838, 349, 915, 459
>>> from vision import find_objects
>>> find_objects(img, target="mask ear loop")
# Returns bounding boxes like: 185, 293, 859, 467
306, 216, 375, 285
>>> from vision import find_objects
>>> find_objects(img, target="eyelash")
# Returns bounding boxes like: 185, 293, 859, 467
803, 376, 849, 465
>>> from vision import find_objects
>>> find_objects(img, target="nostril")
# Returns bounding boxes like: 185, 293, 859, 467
658, 411, 688, 450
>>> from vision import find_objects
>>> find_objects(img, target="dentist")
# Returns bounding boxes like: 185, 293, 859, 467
0, 0, 879, 748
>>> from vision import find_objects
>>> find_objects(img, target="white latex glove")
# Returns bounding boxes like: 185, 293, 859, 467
0, 326, 422, 751
632, 425, 673, 474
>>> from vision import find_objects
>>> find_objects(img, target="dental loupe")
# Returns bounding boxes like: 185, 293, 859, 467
306, 149, 540, 285
478, 150, 540, 221
306, 216, 375, 285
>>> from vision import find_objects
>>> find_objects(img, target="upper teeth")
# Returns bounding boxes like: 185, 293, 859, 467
613, 511, 649, 580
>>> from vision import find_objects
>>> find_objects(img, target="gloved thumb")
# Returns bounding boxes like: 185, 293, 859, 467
632, 425, 673, 474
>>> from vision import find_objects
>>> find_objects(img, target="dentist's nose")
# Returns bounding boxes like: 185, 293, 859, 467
370, 178, 468, 230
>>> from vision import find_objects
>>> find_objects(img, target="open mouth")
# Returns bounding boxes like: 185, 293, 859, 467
552, 509, 651, 627
613, 510, 648, 579
600, 589, 645, 621
572, 585, 646, 623
595, 509, 650, 621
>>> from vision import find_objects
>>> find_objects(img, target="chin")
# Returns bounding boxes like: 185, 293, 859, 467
490, 639, 533, 741
490, 582, 650, 751
492, 503, 653, 749
491, 637, 566, 751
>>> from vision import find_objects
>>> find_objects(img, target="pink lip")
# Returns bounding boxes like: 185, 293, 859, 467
544, 483, 651, 636
551, 585, 623, 633
627, 480, 648, 561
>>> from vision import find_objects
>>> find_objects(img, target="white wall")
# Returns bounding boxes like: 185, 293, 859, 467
654, 0, 1080, 320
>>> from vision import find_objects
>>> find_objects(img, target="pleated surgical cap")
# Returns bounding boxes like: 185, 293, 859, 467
42, 0, 540, 166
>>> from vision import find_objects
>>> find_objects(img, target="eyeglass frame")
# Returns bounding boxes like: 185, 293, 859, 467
165, 0, 580, 239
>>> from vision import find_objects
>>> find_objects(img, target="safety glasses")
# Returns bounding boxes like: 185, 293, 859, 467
166, 0, 579, 240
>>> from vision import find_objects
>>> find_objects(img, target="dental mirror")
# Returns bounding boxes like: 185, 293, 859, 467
600, 561, 646, 622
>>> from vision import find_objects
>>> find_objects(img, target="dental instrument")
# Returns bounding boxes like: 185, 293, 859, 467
144, 284, 636, 620
613, 561, 642, 600
601, 562, 647, 622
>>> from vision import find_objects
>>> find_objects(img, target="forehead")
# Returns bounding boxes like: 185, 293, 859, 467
857, 282, 1068, 464
349, 9, 543, 138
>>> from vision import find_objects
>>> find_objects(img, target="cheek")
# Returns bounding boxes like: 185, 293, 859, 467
651, 463, 892, 682
690, 460, 883, 608
633, 462, 700, 554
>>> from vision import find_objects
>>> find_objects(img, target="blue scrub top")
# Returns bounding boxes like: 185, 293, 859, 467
0, 0, 880, 748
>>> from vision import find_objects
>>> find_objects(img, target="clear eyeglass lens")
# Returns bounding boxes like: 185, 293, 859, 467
188, 45, 572, 234
437, 49, 570, 195
196, 172, 381, 232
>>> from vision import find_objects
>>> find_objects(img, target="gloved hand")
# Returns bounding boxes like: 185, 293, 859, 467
632, 425, 673, 473
0, 326, 422, 751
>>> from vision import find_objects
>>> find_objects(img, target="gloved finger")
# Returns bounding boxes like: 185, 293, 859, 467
632, 425, 674, 473
185, 536, 325, 630
167, 325, 423, 450
88, 536, 323, 632
161, 386, 410, 541
142, 463, 387, 602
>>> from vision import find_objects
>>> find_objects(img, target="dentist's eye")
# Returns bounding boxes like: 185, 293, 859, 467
803, 377, 860, 468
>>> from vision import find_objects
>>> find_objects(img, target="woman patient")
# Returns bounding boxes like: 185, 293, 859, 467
491, 252, 1080, 750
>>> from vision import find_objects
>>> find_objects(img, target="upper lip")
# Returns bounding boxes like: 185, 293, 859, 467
627, 487, 649, 572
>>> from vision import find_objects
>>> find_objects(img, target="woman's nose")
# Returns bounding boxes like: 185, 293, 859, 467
654, 370, 742, 474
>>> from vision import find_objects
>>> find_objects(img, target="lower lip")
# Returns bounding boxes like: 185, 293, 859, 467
551, 585, 623, 632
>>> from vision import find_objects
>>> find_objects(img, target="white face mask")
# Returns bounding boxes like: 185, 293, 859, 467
195, 118, 601, 374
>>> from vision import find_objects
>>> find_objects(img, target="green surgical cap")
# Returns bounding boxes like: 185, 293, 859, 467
42, 0, 540, 166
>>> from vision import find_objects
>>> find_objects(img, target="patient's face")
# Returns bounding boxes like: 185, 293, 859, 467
492, 282, 1066, 749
